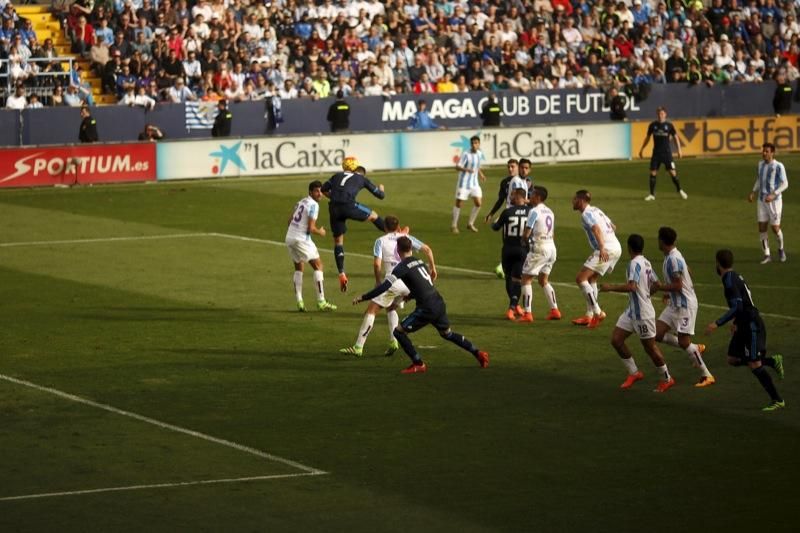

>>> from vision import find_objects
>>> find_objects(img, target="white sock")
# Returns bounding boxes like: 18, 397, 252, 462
355, 313, 376, 348
313, 270, 325, 302
686, 344, 712, 377
776, 229, 785, 250
579, 281, 600, 315
657, 364, 671, 381
387, 309, 399, 341
451, 206, 460, 227
468, 205, 481, 226
591, 282, 599, 310
543, 282, 557, 310
293, 271, 303, 301
662, 332, 681, 348
760, 232, 770, 256
521, 284, 533, 312
621, 357, 639, 375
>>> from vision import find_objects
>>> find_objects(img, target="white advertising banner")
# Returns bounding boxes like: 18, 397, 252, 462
156, 132, 400, 180
398, 123, 630, 169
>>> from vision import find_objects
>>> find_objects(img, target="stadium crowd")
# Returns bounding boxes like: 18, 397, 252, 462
1, 0, 800, 108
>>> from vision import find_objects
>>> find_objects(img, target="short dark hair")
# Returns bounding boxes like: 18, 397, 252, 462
628, 234, 645, 254
716, 249, 734, 269
355, 165, 366, 174
575, 189, 591, 203
308, 180, 323, 192
533, 185, 548, 202
336, 89, 344, 98
658, 226, 677, 246
384, 215, 399, 231
470, 135, 480, 143
397, 236, 412, 254
518, 158, 531, 167
762, 142, 776, 153
506, 158, 518, 165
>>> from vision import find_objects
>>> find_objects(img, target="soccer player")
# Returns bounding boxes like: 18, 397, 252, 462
340, 216, 436, 357
705, 250, 785, 411
353, 236, 490, 374
748, 142, 788, 264
321, 157, 386, 292
285, 181, 337, 312
492, 188, 531, 320
572, 190, 623, 328
519, 186, 561, 322
451, 135, 486, 233
601, 234, 675, 392
652, 227, 714, 386
484, 158, 526, 278
518, 158, 533, 199
638, 106, 687, 201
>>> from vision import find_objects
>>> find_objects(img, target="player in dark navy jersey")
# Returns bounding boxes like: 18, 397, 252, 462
492, 188, 532, 320
705, 249, 785, 411
638, 107, 687, 201
485, 158, 520, 279
353, 237, 489, 374
321, 157, 386, 292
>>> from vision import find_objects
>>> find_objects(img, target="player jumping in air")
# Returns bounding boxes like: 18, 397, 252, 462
638, 106, 687, 201
492, 187, 531, 320
340, 216, 436, 357
572, 190, 623, 329
353, 237, 489, 374
321, 158, 386, 292
285, 181, 337, 311
451, 135, 486, 233
705, 249, 785, 411
748, 142, 788, 264
601, 234, 675, 392
519, 186, 561, 322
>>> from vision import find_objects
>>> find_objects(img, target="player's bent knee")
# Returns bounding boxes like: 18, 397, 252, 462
438, 328, 452, 338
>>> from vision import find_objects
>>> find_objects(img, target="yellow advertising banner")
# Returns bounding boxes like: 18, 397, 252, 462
631, 115, 800, 158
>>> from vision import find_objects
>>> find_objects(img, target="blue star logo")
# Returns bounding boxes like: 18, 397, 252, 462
209, 141, 246, 175
449, 132, 484, 159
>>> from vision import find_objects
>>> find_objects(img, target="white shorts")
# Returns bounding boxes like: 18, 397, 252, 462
582, 244, 622, 276
616, 312, 656, 340
757, 198, 782, 225
372, 279, 410, 308
522, 243, 557, 276
455, 185, 482, 201
658, 305, 697, 336
285, 237, 319, 263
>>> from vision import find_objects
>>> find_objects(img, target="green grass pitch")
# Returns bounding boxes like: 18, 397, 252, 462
0, 155, 798, 532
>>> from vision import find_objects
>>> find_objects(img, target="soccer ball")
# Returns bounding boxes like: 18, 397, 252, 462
342, 156, 359, 172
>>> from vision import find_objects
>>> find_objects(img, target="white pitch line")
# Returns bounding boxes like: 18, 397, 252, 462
0, 374, 326, 476
0, 233, 213, 248
0, 472, 323, 502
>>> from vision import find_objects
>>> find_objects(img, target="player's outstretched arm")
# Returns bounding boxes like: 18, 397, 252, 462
420, 244, 437, 281
600, 280, 636, 293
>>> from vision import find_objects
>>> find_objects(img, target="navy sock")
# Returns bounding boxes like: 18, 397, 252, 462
752, 366, 782, 402
372, 217, 385, 231
671, 174, 682, 192
443, 330, 478, 356
334, 244, 345, 273
505, 276, 514, 303
510, 280, 521, 308
393, 329, 422, 364
649, 175, 656, 195
762, 356, 776, 368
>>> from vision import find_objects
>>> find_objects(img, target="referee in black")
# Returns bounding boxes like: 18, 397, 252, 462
212, 100, 233, 137
637, 106, 686, 201
78, 105, 98, 143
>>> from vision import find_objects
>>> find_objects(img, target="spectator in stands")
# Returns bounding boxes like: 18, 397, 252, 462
51, 85, 65, 106
27, 94, 43, 109
64, 84, 83, 107
71, 16, 95, 57
5, 85, 26, 110
168, 76, 195, 102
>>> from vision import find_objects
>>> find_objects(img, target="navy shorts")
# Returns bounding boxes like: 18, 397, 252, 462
728, 320, 767, 362
650, 153, 675, 171
329, 202, 372, 237
501, 245, 528, 280
401, 303, 450, 333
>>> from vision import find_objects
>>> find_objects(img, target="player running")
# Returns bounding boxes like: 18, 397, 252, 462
638, 106, 687, 201
491, 188, 531, 320
748, 142, 788, 264
340, 216, 436, 357
601, 234, 675, 392
705, 249, 786, 411
451, 135, 486, 233
353, 236, 489, 374
285, 180, 337, 312
321, 157, 386, 292
572, 190, 622, 329
652, 226, 714, 387
519, 186, 561, 322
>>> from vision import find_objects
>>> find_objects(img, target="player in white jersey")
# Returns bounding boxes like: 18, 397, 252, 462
651, 226, 715, 387
285, 181, 337, 311
601, 234, 675, 392
519, 186, 561, 322
571, 190, 623, 329
451, 135, 486, 233
339, 216, 436, 357
748, 142, 788, 264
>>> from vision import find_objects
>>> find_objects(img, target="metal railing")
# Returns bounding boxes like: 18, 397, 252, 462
0, 56, 75, 101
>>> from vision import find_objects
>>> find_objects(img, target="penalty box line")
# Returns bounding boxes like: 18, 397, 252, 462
0, 374, 327, 483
